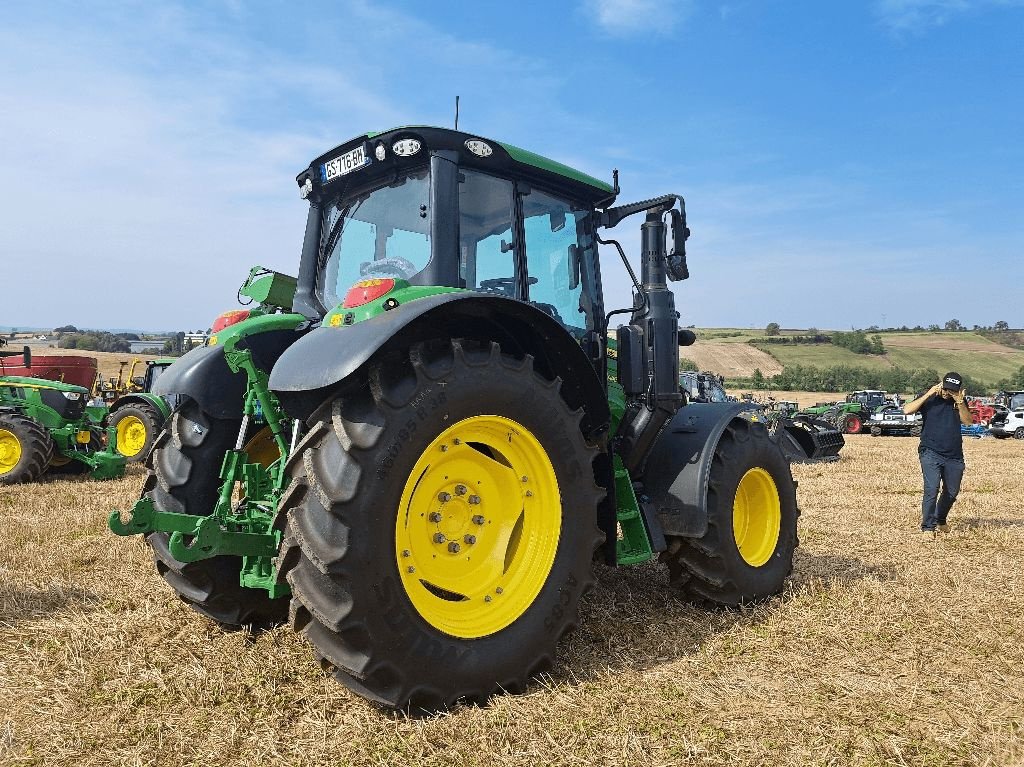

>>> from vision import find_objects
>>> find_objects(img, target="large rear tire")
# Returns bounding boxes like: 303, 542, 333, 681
661, 418, 798, 606
110, 402, 164, 463
0, 413, 54, 484
276, 339, 603, 711
142, 400, 289, 627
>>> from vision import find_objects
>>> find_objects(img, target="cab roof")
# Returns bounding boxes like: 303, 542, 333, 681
300, 126, 616, 207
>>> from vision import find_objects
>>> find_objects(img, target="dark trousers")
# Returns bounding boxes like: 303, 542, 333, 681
919, 447, 965, 530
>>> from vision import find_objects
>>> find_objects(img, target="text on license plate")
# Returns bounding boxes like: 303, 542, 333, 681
322, 145, 369, 182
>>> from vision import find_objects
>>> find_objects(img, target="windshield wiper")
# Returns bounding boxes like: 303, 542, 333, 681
319, 196, 367, 268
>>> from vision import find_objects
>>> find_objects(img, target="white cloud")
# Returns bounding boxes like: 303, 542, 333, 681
875, 0, 1024, 33
583, 0, 694, 37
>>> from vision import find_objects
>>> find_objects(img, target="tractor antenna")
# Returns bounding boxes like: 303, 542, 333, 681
454, 96, 460, 130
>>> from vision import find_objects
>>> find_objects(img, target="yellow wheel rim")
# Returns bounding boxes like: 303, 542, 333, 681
0, 428, 22, 475
242, 427, 281, 468
116, 415, 149, 457
732, 467, 781, 567
395, 415, 561, 639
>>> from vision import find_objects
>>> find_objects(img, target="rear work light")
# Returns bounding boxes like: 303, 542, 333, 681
343, 278, 396, 308
211, 309, 252, 333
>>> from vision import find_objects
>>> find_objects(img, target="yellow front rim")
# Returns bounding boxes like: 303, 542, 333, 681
0, 428, 22, 475
116, 415, 149, 457
732, 467, 781, 567
395, 415, 561, 639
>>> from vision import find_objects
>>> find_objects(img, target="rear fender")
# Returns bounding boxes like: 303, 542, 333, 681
268, 292, 610, 440
153, 321, 310, 419
639, 402, 763, 538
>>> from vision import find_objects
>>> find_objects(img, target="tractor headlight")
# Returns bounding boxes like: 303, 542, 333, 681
62, 391, 82, 401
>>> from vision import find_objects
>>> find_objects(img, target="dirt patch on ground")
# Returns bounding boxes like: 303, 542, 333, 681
881, 334, 1018, 353
685, 341, 783, 377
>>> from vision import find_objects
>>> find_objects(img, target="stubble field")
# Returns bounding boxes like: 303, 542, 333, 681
1, 436, 1022, 766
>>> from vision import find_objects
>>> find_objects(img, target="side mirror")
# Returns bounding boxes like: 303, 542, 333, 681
666, 208, 690, 281
568, 244, 581, 290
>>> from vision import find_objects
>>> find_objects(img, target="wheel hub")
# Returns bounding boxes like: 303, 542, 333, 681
116, 415, 148, 457
733, 467, 781, 567
0, 429, 22, 473
395, 414, 561, 639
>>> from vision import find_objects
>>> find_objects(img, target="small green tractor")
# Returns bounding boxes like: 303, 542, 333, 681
0, 346, 125, 483
95, 358, 176, 462
110, 127, 799, 711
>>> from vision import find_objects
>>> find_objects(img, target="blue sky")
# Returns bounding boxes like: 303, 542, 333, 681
1, 0, 1021, 332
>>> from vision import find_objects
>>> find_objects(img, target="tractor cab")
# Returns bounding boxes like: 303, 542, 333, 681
298, 127, 615, 341
848, 390, 887, 412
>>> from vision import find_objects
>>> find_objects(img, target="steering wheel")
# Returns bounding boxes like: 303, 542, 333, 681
477, 276, 538, 296
359, 256, 418, 280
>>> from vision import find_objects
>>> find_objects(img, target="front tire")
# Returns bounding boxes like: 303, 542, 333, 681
661, 418, 799, 606
110, 402, 163, 462
142, 400, 289, 627
277, 339, 604, 711
0, 413, 53, 484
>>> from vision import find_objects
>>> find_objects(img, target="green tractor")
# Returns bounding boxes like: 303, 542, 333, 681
100, 358, 177, 463
0, 346, 126, 483
110, 127, 799, 710
799, 390, 888, 435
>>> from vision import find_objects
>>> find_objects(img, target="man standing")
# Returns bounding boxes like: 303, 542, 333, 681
904, 372, 974, 536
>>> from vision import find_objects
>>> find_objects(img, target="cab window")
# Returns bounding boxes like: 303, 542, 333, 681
458, 170, 516, 295
521, 190, 591, 332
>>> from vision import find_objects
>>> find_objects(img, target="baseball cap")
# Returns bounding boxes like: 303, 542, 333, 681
942, 372, 963, 391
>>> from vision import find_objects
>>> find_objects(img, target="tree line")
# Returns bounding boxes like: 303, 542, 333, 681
731, 363, 1023, 395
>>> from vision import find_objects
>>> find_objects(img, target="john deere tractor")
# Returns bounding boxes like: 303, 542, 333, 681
97, 358, 176, 462
110, 127, 798, 710
1, 346, 125, 483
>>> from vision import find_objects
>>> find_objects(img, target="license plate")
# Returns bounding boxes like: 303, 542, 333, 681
322, 145, 370, 182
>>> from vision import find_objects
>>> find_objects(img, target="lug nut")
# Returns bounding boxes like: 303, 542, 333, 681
525, 490, 533, 497
464, 534, 476, 545
407, 566, 416, 573
484, 595, 492, 602
455, 484, 467, 495
472, 515, 485, 525
438, 492, 451, 502
521, 476, 528, 482
495, 586, 503, 594
453, 438, 461, 445
468, 495, 481, 505
440, 444, 448, 452
433, 533, 446, 544
429, 511, 442, 523
448, 541, 461, 554
402, 550, 411, 557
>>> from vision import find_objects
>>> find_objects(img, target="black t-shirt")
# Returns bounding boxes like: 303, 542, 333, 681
918, 393, 964, 458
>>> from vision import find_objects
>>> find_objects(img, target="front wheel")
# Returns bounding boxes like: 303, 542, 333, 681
110, 402, 164, 462
661, 417, 799, 606
277, 339, 603, 711
1015, 428, 1024, 440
